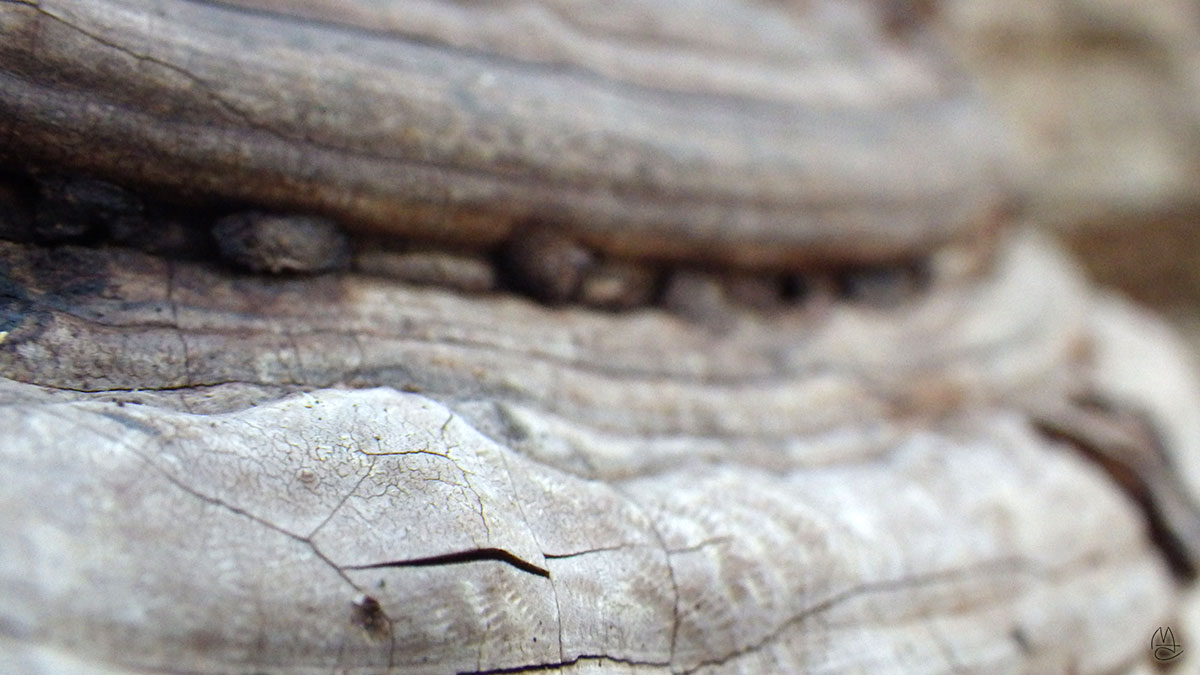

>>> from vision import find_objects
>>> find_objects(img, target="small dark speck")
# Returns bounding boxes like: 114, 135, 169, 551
351, 595, 390, 640
1010, 626, 1031, 653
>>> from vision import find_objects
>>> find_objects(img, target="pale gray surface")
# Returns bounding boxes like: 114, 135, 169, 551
0, 233, 1196, 672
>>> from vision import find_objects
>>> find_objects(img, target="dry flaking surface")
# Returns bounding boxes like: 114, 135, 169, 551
0, 232, 1197, 672
0, 387, 1175, 673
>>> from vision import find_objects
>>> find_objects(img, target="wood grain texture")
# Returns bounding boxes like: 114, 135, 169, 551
0, 384, 1175, 674
0, 0, 1007, 268
1, 1, 1199, 673
0, 234, 1085, 459
0, 232, 1197, 673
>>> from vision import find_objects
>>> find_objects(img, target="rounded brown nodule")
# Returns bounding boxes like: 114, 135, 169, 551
577, 261, 660, 310
213, 212, 351, 275
499, 225, 595, 304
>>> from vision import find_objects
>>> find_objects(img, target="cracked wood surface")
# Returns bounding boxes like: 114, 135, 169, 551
0, 385, 1179, 674
1, 233, 1198, 673
0, 0, 1006, 268
0, 234, 1086, 475
2, 0, 1200, 673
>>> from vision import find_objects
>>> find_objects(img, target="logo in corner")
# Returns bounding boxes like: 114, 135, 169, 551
1152, 626, 1183, 662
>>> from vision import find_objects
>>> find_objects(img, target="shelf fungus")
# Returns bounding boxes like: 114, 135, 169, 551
1, 1, 1199, 674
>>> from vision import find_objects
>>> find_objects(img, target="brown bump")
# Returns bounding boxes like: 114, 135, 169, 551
499, 225, 593, 304
722, 273, 784, 311
213, 212, 351, 274
350, 595, 391, 640
659, 269, 736, 329
577, 260, 659, 310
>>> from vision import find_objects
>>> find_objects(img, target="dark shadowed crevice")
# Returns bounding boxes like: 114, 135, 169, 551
343, 548, 551, 578
1033, 395, 1200, 579
455, 653, 669, 675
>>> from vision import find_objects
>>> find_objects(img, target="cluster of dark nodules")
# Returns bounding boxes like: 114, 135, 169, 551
0, 171, 353, 273
497, 224, 932, 317
0, 171, 932, 317
498, 225, 657, 309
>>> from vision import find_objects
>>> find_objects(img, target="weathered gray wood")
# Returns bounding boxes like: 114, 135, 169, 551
0, 383, 1176, 674
0, 0, 1007, 268
1, 1, 1198, 673
0, 234, 1085, 450
1, 232, 1197, 673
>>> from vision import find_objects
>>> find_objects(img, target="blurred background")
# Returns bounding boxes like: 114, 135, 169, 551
933, 0, 1200, 362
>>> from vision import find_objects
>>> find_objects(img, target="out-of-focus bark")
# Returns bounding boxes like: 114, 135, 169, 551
938, 0, 1200, 315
